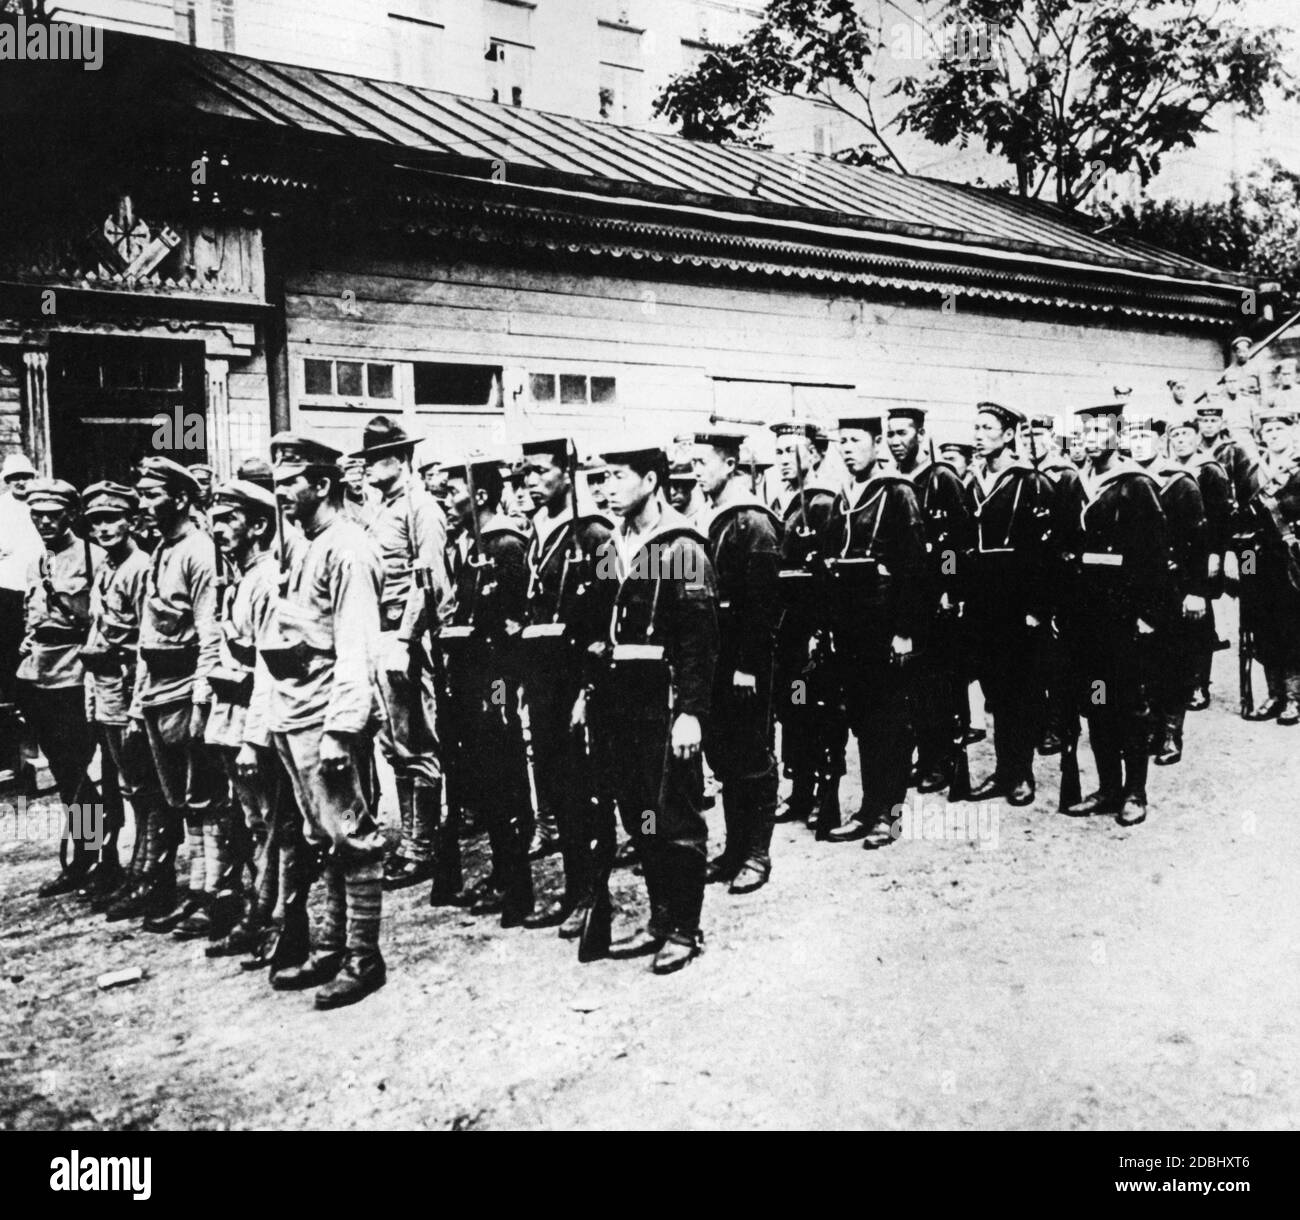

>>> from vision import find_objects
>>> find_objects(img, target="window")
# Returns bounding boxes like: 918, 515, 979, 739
391, 9, 444, 86
485, 0, 533, 106
301, 358, 396, 404
174, 0, 197, 45
529, 372, 616, 407
414, 362, 503, 410
213, 0, 235, 51
598, 62, 642, 123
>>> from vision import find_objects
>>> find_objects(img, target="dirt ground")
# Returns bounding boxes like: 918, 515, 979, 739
2, 608, 1297, 1131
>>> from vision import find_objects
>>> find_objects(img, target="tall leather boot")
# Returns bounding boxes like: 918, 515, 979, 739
731, 768, 777, 893
246, 831, 308, 973
272, 851, 344, 990
383, 779, 416, 882
93, 798, 146, 913
812, 775, 841, 839
776, 769, 814, 823
315, 856, 386, 1009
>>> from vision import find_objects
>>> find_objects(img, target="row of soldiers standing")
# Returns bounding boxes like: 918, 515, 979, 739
14, 387, 1300, 1005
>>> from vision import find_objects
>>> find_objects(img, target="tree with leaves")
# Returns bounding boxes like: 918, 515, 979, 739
1091, 160, 1300, 300
655, 0, 1294, 209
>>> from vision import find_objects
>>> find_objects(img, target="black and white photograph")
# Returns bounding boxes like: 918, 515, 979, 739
0, 0, 1296, 1168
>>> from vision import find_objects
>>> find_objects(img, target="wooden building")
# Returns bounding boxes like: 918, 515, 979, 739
0, 28, 1266, 482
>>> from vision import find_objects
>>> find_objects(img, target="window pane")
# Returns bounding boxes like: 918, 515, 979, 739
367, 363, 394, 398
304, 359, 333, 396
560, 374, 588, 405
530, 373, 555, 402
336, 361, 364, 397
591, 376, 616, 404
413, 362, 502, 406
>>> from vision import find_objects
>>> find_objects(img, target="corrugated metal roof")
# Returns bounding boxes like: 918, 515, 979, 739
13, 30, 1243, 286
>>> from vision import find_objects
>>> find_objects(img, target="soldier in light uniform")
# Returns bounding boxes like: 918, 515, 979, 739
1062, 405, 1170, 825
963, 404, 1058, 806
770, 421, 842, 829
129, 458, 230, 938
351, 416, 452, 890
1244, 406, 1300, 724
78, 483, 156, 912
262, 433, 387, 1008
205, 479, 308, 969
517, 437, 614, 931
821, 416, 927, 846
587, 446, 718, 972
18, 480, 104, 896
1127, 419, 1209, 764
441, 457, 534, 925
1168, 417, 1230, 710
885, 407, 972, 794
691, 431, 782, 892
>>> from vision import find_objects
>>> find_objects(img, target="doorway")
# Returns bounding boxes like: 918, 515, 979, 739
48, 334, 206, 487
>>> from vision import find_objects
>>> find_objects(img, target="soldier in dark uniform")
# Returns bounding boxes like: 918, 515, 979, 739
517, 437, 614, 932
1169, 416, 1230, 710
1197, 401, 1261, 710
441, 457, 534, 925
1128, 418, 1209, 764
1244, 407, 1300, 723
1029, 412, 1084, 758
885, 407, 972, 793
585, 446, 718, 973
770, 421, 842, 829
937, 440, 975, 489
821, 416, 927, 847
18, 480, 104, 896
691, 431, 782, 892
964, 404, 1057, 806
1063, 405, 1170, 825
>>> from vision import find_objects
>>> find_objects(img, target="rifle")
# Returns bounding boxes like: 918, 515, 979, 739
1239, 612, 1255, 719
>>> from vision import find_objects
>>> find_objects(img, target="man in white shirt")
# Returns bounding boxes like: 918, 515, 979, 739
0, 453, 41, 703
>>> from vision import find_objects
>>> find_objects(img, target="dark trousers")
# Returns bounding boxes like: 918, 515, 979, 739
974, 615, 1043, 785
98, 721, 159, 863
16, 682, 102, 867
841, 650, 912, 826
705, 658, 777, 868
1077, 620, 1156, 800
594, 666, 707, 937
525, 667, 611, 904
912, 610, 962, 776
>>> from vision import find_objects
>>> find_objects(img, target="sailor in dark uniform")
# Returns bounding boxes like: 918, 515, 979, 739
586, 446, 718, 973
885, 407, 972, 793
1244, 406, 1300, 723
1028, 412, 1084, 758
1064, 405, 1171, 825
936, 440, 976, 491
964, 403, 1058, 806
821, 416, 927, 846
440, 457, 534, 925
517, 437, 614, 932
1169, 416, 1231, 710
770, 421, 843, 829
691, 431, 782, 893
1128, 418, 1209, 763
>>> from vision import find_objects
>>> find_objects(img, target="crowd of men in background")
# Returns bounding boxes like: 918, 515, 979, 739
2, 338, 1299, 1010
